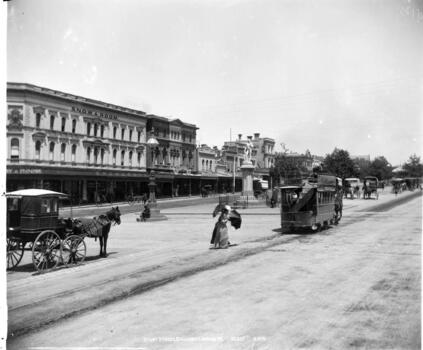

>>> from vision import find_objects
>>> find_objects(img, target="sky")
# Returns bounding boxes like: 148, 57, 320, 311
5, 0, 423, 165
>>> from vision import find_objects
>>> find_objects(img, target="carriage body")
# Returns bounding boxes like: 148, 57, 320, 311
280, 175, 338, 233
6, 189, 84, 271
363, 176, 379, 199
7, 189, 67, 242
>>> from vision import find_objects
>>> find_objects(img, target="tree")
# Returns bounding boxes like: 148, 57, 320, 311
367, 156, 392, 180
270, 152, 308, 186
323, 148, 358, 179
403, 154, 423, 177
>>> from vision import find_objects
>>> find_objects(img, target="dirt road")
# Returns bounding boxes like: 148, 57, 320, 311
7, 193, 421, 349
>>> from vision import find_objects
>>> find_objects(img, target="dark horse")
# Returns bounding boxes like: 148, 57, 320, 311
72, 206, 121, 257
97, 206, 121, 257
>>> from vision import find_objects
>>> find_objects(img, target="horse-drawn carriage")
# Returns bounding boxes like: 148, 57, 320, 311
343, 177, 361, 199
6, 189, 121, 272
362, 176, 379, 199
280, 174, 341, 233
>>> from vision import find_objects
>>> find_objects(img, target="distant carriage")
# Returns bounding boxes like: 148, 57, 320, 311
343, 177, 361, 199
280, 174, 340, 233
362, 176, 379, 200
6, 189, 121, 272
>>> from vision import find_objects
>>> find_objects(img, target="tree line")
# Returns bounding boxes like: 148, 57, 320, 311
269, 148, 423, 185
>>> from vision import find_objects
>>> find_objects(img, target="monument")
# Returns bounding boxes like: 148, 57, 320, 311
239, 139, 260, 206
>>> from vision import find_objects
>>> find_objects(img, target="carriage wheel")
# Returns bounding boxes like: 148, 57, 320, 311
7, 238, 25, 270
32, 230, 62, 271
62, 235, 86, 265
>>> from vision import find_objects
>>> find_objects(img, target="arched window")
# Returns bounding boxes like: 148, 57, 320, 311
113, 126, 117, 139
94, 147, 99, 164
87, 123, 91, 136
100, 125, 104, 138
100, 148, 105, 165
137, 131, 141, 143
35, 140, 41, 160
11, 138, 19, 160
129, 129, 133, 141
50, 115, 55, 130
113, 149, 117, 165
87, 147, 91, 163
121, 129, 125, 140
121, 150, 125, 166
61, 143, 66, 162
137, 152, 141, 166
94, 124, 98, 137
36, 113, 41, 128
49, 142, 55, 161
72, 119, 77, 133
129, 151, 133, 166
61, 117, 66, 132
71, 144, 76, 162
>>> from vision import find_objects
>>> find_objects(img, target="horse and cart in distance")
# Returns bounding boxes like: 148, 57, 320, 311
362, 176, 379, 199
279, 174, 342, 233
343, 177, 361, 199
6, 189, 121, 272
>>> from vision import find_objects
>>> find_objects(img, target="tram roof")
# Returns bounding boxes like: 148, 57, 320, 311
5, 189, 68, 198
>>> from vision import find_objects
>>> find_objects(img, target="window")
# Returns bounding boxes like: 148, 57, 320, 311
49, 142, 55, 161
129, 129, 133, 141
121, 150, 125, 166
87, 147, 91, 163
35, 141, 41, 160
113, 126, 117, 139
11, 138, 19, 160
71, 144, 76, 162
113, 149, 117, 165
129, 151, 133, 166
137, 131, 141, 143
137, 152, 141, 166
101, 125, 104, 138
94, 124, 98, 137
101, 148, 105, 165
61, 117, 66, 132
61, 143, 66, 162
50, 115, 55, 130
87, 123, 91, 136
36, 113, 41, 128
94, 147, 99, 164
72, 119, 77, 133
121, 129, 125, 140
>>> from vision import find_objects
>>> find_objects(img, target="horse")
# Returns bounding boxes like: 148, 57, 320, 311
71, 206, 121, 257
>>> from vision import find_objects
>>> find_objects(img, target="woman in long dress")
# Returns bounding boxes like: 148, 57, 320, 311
211, 206, 230, 248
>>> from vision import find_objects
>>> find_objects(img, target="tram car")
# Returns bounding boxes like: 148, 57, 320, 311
280, 174, 338, 233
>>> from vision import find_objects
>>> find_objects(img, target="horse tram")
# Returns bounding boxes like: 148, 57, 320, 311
362, 176, 379, 199
280, 174, 341, 233
6, 189, 121, 272
343, 177, 361, 199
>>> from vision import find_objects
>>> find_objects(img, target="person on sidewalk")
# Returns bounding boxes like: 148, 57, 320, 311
210, 205, 230, 249
140, 202, 151, 222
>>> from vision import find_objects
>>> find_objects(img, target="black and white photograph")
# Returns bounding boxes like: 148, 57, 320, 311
1, 0, 422, 349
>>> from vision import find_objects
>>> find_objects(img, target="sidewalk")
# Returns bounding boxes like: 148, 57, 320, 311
7, 189, 421, 337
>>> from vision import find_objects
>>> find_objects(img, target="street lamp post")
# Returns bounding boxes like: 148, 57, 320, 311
144, 130, 166, 221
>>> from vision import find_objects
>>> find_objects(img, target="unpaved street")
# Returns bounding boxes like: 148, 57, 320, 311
7, 193, 421, 349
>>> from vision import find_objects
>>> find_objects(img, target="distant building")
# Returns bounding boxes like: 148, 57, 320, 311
351, 155, 371, 162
